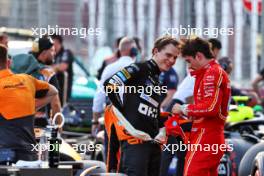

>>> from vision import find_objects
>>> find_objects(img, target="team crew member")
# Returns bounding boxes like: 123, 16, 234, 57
31, 37, 62, 127
104, 36, 180, 176
0, 45, 58, 162
51, 34, 74, 104
172, 38, 231, 176
12, 36, 62, 129
97, 37, 124, 80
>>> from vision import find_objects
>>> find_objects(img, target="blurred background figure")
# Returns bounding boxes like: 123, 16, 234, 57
133, 36, 143, 62
159, 67, 179, 111
97, 36, 123, 80
218, 57, 233, 75
0, 32, 11, 59
51, 34, 74, 106
252, 67, 264, 99
219, 56, 260, 106
0, 32, 8, 48
208, 38, 222, 59
0, 0, 263, 86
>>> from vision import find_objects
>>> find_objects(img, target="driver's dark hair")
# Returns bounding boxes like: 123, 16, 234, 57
152, 35, 179, 55
181, 37, 214, 59
208, 38, 222, 50
0, 44, 7, 66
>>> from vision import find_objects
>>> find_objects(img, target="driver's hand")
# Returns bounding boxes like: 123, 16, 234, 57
172, 104, 182, 114
154, 127, 166, 144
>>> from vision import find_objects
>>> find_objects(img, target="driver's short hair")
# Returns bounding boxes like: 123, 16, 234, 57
152, 36, 179, 55
181, 37, 214, 59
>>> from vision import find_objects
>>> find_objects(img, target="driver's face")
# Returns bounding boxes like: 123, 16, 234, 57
184, 55, 200, 70
154, 44, 179, 72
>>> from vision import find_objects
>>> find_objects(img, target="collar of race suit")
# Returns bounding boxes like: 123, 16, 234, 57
190, 59, 217, 77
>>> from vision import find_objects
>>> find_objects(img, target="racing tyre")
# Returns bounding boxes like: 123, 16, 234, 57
239, 142, 264, 176
218, 153, 232, 176
251, 152, 264, 176
220, 134, 255, 176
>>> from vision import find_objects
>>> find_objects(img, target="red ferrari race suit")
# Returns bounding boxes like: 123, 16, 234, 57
183, 60, 231, 176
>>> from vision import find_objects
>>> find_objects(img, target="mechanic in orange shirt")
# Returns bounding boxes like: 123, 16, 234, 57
0, 44, 58, 163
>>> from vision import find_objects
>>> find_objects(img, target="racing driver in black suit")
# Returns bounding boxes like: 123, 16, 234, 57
104, 36, 180, 176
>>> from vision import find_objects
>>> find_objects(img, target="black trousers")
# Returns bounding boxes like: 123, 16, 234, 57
159, 136, 186, 176
159, 100, 187, 176
120, 141, 161, 176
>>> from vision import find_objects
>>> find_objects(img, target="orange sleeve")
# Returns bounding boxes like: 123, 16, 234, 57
28, 75, 50, 98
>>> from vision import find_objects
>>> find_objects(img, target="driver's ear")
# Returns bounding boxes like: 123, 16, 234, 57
152, 48, 158, 55
196, 52, 203, 61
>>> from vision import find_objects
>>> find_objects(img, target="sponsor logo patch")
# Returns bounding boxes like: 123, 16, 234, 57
121, 69, 131, 79
140, 92, 159, 107
138, 103, 158, 118
117, 72, 127, 82
112, 75, 123, 85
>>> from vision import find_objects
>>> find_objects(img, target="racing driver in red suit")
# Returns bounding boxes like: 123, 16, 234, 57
172, 38, 231, 176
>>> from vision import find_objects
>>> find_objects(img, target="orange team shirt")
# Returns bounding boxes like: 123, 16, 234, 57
0, 69, 49, 120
